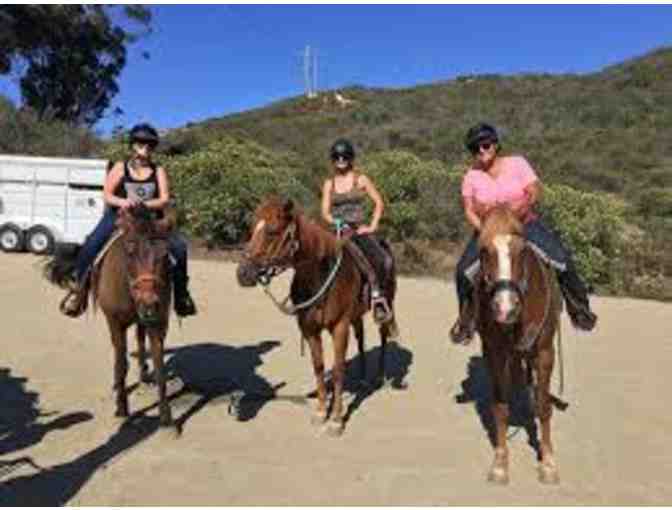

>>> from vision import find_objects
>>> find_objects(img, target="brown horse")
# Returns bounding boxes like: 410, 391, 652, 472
44, 204, 176, 429
236, 196, 399, 436
474, 205, 563, 484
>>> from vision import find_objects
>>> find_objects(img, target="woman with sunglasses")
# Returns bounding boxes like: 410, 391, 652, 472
321, 138, 393, 323
450, 123, 597, 344
61, 123, 197, 318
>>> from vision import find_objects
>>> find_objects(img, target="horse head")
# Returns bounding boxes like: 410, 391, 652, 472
237, 196, 300, 287
477, 205, 532, 326
117, 203, 173, 326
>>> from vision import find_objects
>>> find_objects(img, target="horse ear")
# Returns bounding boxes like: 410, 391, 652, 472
283, 198, 294, 217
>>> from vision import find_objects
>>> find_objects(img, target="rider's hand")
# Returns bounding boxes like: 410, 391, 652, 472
357, 224, 376, 235
122, 198, 141, 210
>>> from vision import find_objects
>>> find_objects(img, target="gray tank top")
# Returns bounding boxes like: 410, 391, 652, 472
330, 175, 366, 227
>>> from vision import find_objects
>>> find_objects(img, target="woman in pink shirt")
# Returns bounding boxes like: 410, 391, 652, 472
450, 123, 597, 344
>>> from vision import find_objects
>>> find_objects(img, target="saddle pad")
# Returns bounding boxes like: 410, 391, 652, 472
92, 230, 124, 271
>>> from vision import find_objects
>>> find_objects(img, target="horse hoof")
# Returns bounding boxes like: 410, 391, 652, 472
325, 420, 344, 438
538, 464, 560, 484
487, 467, 509, 485
310, 412, 327, 427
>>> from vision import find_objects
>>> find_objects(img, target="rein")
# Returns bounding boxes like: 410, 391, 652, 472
259, 252, 344, 316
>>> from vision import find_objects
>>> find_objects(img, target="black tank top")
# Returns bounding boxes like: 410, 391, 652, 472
115, 160, 159, 202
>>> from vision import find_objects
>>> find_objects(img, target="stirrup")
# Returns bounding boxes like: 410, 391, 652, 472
564, 294, 597, 332
450, 318, 475, 345
59, 290, 85, 318
450, 302, 476, 345
371, 295, 393, 324
175, 294, 197, 317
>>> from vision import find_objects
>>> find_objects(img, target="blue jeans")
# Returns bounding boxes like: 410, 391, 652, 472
75, 208, 189, 284
454, 219, 572, 305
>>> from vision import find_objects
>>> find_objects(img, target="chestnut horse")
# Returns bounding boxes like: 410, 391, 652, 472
237, 197, 399, 436
474, 205, 563, 484
44, 205, 176, 430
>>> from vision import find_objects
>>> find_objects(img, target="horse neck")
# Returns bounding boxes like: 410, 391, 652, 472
294, 214, 339, 266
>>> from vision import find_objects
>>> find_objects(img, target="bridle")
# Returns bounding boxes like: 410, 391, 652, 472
244, 220, 300, 285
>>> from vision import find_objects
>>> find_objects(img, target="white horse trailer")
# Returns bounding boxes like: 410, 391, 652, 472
0, 155, 107, 254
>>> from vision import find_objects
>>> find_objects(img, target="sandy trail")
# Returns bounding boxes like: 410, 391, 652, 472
0, 253, 670, 505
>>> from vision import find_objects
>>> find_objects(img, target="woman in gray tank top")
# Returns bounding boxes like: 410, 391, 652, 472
320, 139, 393, 324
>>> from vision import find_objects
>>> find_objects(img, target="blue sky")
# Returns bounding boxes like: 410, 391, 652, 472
2, 5, 671, 134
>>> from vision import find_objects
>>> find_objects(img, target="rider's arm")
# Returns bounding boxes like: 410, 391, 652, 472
103, 162, 129, 209
463, 197, 483, 232
461, 171, 483, 232
359, 174, 384, 232
143, 166, 170, 210
510, 156, 541, 219
321, 179, 335, 224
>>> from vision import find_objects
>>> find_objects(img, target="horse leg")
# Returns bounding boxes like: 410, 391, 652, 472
536, 346, 559, 484
487, 353, 511, 484
108, 318, 129, 418
307, 334, 328, 426
149, 330, 173, 428
327, 320, 349, 437
136, 324, 152, 385
352, 317, 366, 385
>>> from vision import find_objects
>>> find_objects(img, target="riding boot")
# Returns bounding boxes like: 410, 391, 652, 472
450, 296, 476, 345
558, 262, 597, 331
173, 272, 197, 317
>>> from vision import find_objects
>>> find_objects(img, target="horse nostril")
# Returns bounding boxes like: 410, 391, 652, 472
237, 263, 258, 287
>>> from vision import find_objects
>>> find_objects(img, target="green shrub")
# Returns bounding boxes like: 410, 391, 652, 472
166, 137, 312, 246
0, 96, 99, 156
539, 184, 628, 289
361, 150, 467, 242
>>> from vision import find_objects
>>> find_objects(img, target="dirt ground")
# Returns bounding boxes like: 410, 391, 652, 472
0, 252, 670, 505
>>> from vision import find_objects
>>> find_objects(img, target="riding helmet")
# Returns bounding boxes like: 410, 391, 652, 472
464, 123, 499, 154
330, 138, 356, 161
129, 123, 160, 148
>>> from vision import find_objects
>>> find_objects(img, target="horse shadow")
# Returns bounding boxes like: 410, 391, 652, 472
341, 340, 413, 425
0, 367, 93, 458
0, 415, 160, 505
157, 339, 284, 430
455, 355, 541, 458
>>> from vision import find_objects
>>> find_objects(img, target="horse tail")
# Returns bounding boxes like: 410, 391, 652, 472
42, 244, 80, 289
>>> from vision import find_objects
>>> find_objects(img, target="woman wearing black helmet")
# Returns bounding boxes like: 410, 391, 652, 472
450, 122, 597, 344
61, 123, 197, 318
321, 138, 393, 323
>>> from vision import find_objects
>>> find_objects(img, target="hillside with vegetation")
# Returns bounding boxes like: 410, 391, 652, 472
3, 46, 671, 299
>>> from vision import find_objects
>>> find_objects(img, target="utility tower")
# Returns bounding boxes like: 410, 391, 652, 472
302, 45, 318, 98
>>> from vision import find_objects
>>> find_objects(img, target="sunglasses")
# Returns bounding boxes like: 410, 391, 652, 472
331, 155, 351, 163
470, 141, 495, 155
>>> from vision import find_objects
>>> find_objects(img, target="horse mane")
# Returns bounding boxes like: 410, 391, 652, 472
478, 205, 523, 248
255, 195, 340, 260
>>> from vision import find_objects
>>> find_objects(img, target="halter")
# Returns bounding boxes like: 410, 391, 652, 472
248, 221, 300, 285
251, 219, 344, 316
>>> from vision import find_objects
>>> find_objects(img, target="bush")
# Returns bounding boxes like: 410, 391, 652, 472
0, 96, 100, 156
361, 150, 467, 242
539, 184, 628, 290
166, 137, 312, 246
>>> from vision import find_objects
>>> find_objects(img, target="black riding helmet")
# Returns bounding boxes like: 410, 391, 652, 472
465, 123, 499, 154
129, 123, 160, 148
330, 138, 356, 161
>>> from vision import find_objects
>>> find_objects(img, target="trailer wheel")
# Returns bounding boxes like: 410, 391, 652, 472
0, 224, 25, 252
26, 226, 55, 255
